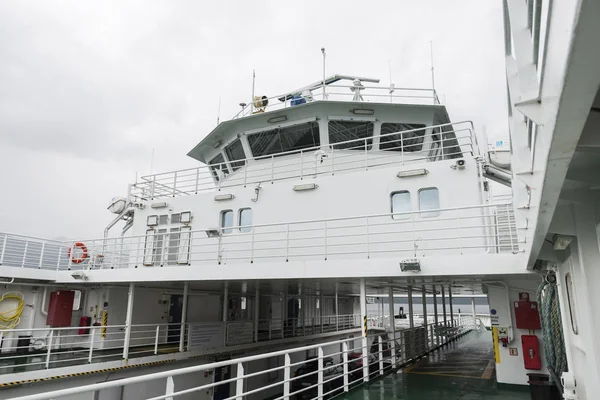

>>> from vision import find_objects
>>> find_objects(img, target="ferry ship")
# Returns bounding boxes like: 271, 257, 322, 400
2, 0, 600, 398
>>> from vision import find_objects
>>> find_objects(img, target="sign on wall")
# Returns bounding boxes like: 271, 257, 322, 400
490, 308, 500, 326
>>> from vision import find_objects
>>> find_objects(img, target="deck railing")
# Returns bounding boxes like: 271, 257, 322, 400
0, 315, 360, 378
130, 121, 477, 200
5, 316, 476, 400
0, 203, 518, 272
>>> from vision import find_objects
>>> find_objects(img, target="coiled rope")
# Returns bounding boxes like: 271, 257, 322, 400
0, 292, 25, 329
537, 275, 567, 389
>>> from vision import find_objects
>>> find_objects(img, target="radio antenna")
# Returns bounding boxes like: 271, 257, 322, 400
430, 41, 437, 103
217, 95, 221, 125
250, 69, 256, 113
321, 48, 326, 99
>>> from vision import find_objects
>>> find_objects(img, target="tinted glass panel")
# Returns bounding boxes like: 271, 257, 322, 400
419, 188, 440, 217
239, 208, 252, 233
225, 139, 246, 171
328, 121, 374, 150
221, 210, 233, 234
209, 154, 229, 181
391, 191, 411, 219
380, 123, 426, 152
248, 121, 320, 158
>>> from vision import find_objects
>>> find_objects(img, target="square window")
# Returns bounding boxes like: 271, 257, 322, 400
171, 213, 181, 224
391, 191, 411, 219
158, 215, 169, 225
180, 211, 192, 224
418, 188, 440, 217
147, 215, 159, 227
221, 210, 233, 234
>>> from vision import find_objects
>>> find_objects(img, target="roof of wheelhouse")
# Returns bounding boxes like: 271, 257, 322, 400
187, 100, 453, 164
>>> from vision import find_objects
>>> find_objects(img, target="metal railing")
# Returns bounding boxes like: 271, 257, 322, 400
232, 83, 441, 120
0, 315, 360, 377
130, 121, 476, 200
0, 203, 518, 271
6, 316, 476, 400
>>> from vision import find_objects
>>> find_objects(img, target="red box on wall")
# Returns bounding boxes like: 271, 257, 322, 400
521, 335, 542, 370
46, 291, 75, 327
514, 293, 541, 329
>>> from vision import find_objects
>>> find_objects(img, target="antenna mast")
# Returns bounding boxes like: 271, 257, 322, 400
251, 69, 256, 113
217, 95, 221, 125
321, 48, 326, 99
430, 41, 437, 104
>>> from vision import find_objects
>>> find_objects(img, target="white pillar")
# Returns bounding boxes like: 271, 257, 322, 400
359, 278, 369, 382
335, 284, 339, 331
432, 285, 439, 345
421, 285, 428, 328
122, 282, 135, 360
449, 285, 454, 327
408, 285, 414, 329
441, 285, 447, 327
320, 292, 324, 333
254, 284, 259, 342
281, 289, 286, 339
388, 286, 396, 366
223, 282, 228, 345
471, 297, 476, 318
179, 282, 189, 352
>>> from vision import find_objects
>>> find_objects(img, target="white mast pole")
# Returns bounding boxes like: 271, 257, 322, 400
321, 48, 326, 100
430, 41, 437, 104
251, 69, 256, 114
388, 60, 393, 103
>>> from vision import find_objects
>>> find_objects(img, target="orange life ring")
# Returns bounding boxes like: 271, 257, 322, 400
68, 242, 88, 264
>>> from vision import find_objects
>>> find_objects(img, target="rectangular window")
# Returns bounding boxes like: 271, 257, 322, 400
239, 208, 253, 233
158, 215, 169, 225
177, 226, 191, 265
171, 213, 181, 224
247, 121, 320, 159
380, 123, 426, 152
209, 153, 229, 181
328, 121, 374, 150
221, 210, 233, 234
418, 188, 440, 217
225, 139, 246, 172
167, 227, 180, 265
391, 191, 411, 219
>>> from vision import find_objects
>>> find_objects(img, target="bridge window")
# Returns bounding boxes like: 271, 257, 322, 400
418, 187, 440, 217
380, 123, 426, 152
225, 139, 246, 172
239, 208, 253, 233
209, 153, 229, 181
248, 121, 320, 159
221, 210, 233, 234
391, 191, 411, 219
328, 121, 373, 150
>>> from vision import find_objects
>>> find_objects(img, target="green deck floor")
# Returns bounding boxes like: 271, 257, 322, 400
338, 330, 531, 400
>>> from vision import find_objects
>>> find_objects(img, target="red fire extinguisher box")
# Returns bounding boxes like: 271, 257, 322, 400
46, 291, 75, 327
522, 335, 542, 370
514, 293, 541, 329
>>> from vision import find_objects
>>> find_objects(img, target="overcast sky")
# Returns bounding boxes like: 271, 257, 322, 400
0, 0, 507, 239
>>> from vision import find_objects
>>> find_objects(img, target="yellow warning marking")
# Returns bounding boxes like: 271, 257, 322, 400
481, 359, 495, 379
101, 310, 108, 338
363, 316, 368, 337
492, 327, 500, 364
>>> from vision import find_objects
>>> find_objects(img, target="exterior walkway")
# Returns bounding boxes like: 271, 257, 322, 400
339, 330, 531, 400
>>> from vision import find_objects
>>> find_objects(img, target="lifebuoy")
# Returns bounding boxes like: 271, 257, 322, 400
68, 242, 88, 264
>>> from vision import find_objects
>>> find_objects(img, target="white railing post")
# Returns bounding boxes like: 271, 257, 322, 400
45, 330, 54, 369
172, 171, 178, 197
165, 375, 174, 400
365, 216, 370, 258
187, 324, 193, 351
378, 337, 384, 375
342, 341, 349, 392
317, 346, 324, 399
179, 282, 189, 352
236, 362, 245, 398
324, 221, 328, 260
285, 224, 290, 262
38, 242, 46, 269
300, 150, 304, 179
154, 325, 160, 355
123, 283, 135, 360
243, 161, 248, 187
0, 234, 7, 265
364, 138, 368, 170
283, 353, 291, 399
270, 155, 275, 183
195, 168, 200, 193
88, 328, 95, 363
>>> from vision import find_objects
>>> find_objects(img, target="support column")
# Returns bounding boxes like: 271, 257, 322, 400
449, 285, 454, 327
432, 285, 439, 345
223, 282, 229, 346
335, 283, 339, 331
408, 285, 414, 329
471, 297, 476, 318
179, 282, 189, 352
320, 291, 324, 333
388, 286, 396, 366
441, 285, 447, 328
359, 278, 369, 382
281, 289, 286, 339
254, 284, 260, 342
422, 285, 428, 351
122, 282, 135, 360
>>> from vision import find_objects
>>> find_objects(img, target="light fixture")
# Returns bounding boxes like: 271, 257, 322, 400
147, 215, 159, 226
268, 115, 288, 124
552, 234, 573, 251
71, 272, 89, 281
293, 183, 319, 191
400, 258, 421, 272
205, 229, 221, 238
351, 108, 375, 115
214, 193, 235, 201
180, 211, 192, 224
396, 168, 429, 178
150, 202, 168, 209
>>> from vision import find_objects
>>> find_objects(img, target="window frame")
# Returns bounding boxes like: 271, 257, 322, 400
327, 120, 375, 150
238, 208, 253, 233
390, 191, 412, 220
418, 187, 440, 218
379, 123, 427, 153
209, 153, 229, 181
247, 120, 320, 159
224, 138, 246, 172
220, 209, 234, 234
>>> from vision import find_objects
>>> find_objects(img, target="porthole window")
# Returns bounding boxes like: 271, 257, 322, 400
220, 210, 233, 234
391, 191, 411, 219
565, 273, 578, 335
239, 208, 253, 233
418, 188, 440, 217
